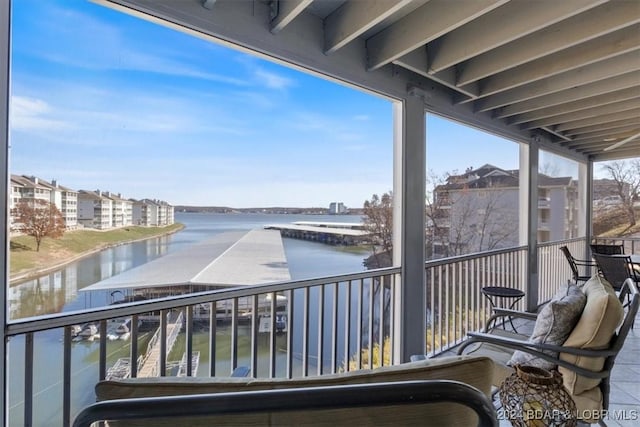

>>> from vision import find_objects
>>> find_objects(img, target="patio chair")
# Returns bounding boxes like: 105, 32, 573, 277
559, 246, 596, 285
455, 276, 639, 426
592, 253, 640, 291
590, 243, 624, 256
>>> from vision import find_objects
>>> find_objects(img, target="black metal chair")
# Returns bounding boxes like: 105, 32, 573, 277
457, 278, 639, 427
592, 253, 640, 291
559, 246, 596, 285
590, 243, 624, 256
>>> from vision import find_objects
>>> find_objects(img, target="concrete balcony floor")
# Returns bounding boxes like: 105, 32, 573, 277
607, 307, 640, 427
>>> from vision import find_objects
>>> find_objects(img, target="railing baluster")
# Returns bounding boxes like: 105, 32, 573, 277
357, 279, 363, 370
231, 299, 238, 373
131, 314, 139, 378
250, 295, 258, 378
286, 289, 294, 379
429, 266, 435, 356
302, 287, 310, 377
99, 320, 107, 380
269, 292, 277, 378
209, 301, 216, 377
378, 275, 384, 366
186, 306, 193, 376
444, 265, 450, 350
317, 285, 325, 375
390, 273, 397, 365
331, 282, 338, 373
159, 310, 167, 377
437, 265, 443, 354
63, 327, 71, 427
367, 279, 374, 369
24, 332, 33, 427
344, 280, 352, 372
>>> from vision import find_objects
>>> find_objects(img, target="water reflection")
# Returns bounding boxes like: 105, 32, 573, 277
8, 236, 172, 320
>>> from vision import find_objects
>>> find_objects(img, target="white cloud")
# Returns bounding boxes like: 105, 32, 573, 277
10, 96, 74, 131
253, 68, 294, 90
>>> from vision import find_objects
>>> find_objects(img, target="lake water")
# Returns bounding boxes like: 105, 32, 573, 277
7, 212, 370, 426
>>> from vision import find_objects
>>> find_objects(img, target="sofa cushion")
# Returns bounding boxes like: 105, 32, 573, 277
96, 355, 494, 427
559, 275, 623, 395
508, 283, 586, 370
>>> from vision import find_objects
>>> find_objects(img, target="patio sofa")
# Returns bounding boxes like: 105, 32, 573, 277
86, 355, 495, 426
456, 275, 639, 425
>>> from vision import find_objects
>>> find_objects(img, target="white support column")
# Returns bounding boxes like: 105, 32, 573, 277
518, 143, 530, 246
522, 139, 539, 311
0, 0, 10, 424
392, 95, 426, 363
579, 161, 593, 258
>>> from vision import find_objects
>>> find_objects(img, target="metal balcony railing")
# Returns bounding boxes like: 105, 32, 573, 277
6, 238, 589, 427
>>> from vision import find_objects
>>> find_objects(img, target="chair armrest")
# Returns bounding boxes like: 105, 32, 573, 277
490, 308, 537, 320
457, 332, 613, 379
573, 258, 596, 267
484, 309, 537, 332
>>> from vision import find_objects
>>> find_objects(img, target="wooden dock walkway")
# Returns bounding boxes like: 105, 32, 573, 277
137, 311, 183, 378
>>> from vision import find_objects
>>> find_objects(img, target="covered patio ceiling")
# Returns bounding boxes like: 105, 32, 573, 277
100, 0, 640, 162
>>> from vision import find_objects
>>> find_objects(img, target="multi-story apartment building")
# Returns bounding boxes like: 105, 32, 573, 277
431, 164, 578, 258
132, 199, 159, 226
9, 175, 80, 230
104, 192, 133, 228
77, 190, 113, 230
9, 173, 174, 230
39, 178, 78, 230
132, 199, 175, 226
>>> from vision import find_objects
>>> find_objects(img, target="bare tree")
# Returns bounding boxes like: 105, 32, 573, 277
601, 160, 640, 227
12, 199, 66, 251
426, 170, 454, 258
362, 192, 393, 268
441, 188, 518, 256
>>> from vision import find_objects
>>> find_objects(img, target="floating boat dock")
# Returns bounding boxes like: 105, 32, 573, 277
81, 229, 291, 292
264, 221, 369, 245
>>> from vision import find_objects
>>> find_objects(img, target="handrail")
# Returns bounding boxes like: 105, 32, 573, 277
72, 380, 498, 427
6, 266, 401, 336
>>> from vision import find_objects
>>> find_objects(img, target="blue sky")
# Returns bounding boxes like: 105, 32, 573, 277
9, 0, 580, 208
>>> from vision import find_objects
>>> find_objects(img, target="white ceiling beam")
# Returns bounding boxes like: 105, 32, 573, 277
583, 139, 640, 154
567, 124, 640, 145
495, 71, 640, 118
522, 98, 640, 130
456, 1, 640, 86
509, 88, 640, 125
428, 0, 606, 73
393, 49, 479, 98
477, 50, 640, 112
270, 0, 314, 34
324, 0, 414, 54
366, 0, 507, 71
565, 118, 640, 137
567, 129, 640, 148
555, 108, 640, 133
468, 25, 640, 100
591, 143, 640, 161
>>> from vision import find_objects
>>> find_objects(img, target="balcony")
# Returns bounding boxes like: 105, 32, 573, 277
2, 1, 640, 426
7, 237, 640, 426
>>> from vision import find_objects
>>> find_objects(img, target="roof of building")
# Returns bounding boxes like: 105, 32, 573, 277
81, 229, 290, 291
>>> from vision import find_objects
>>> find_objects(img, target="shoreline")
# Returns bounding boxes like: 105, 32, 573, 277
9, 224, 185, 286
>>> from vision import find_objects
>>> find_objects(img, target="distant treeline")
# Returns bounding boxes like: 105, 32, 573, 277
175, 205, 363, 215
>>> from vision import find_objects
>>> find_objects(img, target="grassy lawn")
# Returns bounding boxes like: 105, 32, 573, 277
10, 223, 184, 279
